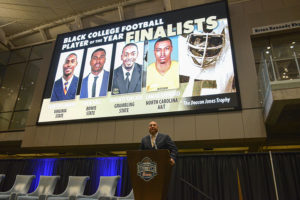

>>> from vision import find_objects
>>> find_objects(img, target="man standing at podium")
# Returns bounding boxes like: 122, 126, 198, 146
140, 121, 178, 166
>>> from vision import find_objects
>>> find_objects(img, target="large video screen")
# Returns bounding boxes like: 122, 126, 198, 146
38, 1, 241, 123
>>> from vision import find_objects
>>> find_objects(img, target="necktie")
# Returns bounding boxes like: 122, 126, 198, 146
125, 72, 130, 92
151, 136, 155, 148
64, 82, 68, 95
92, 76, 98, 97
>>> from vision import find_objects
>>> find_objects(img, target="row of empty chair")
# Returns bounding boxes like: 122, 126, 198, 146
0, 174, 133, 200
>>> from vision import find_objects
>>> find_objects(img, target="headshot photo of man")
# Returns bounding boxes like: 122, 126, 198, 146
51, 51, 83, 102
80, 46, 112, 99
146, 37, 179, 92
111, 42, 143, 95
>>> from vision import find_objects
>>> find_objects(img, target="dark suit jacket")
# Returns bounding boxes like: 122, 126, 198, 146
111, 63, 142, 95
50, 76, 78, 102
140, 133, 178, 161
80, 70, 110, 98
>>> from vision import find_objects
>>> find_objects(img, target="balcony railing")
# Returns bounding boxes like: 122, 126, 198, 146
257, 42, 300, 105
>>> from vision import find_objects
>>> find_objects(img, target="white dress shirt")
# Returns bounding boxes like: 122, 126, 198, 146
87, 70, 104, 98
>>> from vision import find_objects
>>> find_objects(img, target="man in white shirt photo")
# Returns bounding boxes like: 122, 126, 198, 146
80, 48, 110, 98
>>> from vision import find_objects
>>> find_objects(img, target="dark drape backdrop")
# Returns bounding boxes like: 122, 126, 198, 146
168, 154, 276, 200
272, 152, 300, 200
0, 152, 299, 199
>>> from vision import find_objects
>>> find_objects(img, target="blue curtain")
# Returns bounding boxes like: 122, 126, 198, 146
0, 157, 129, 196
29, 158, 56, 192
91, 157, 125, 196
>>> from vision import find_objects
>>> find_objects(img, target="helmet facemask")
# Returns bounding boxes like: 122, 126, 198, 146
186, 32, 225, 68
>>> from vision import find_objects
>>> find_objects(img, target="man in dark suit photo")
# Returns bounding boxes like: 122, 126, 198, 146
51, 53, 79, 102
111, 43, 142, 95
80, 48, 110, 98
140, 121, 178, 166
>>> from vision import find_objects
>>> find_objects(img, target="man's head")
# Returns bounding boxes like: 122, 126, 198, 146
148, 121, 158, 135
154, 37, 173, 65
90, 48, 106, 76
121, 43, 138, 71
63, 53, 78, 80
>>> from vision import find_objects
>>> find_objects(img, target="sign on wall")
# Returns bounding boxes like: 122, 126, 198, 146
38, 1, 241, 123
252, 20, 300, 35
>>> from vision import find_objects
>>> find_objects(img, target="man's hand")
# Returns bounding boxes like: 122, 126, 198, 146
170, 158, 175, 166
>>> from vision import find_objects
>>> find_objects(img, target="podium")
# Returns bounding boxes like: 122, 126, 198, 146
127, 150, 172, 200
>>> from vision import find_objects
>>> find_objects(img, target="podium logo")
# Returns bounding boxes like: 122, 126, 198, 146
137, 157, 157, 181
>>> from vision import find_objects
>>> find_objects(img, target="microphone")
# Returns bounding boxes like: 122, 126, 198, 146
178, 177, 213, 200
